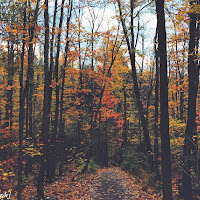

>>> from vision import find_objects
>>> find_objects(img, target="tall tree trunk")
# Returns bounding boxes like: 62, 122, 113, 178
37, 0, 48, 198
193, 15, 199, 175
51, 0, 65, 171
103, 118, 108, 166
26, 0, 39, 140
156, 0, 172, 199
182, 1, 199, 199
26, 93, 29, 138
46, 0, 58, 183
154, 28, 160, 178
122, 86, 127, 149
77, 1, 83, 153
18, 2, 27, 199
27, 26, 34, 140
58, 0, 73, 177
24, 0, 40, 175
5, 41, 14, 133
120, 86, 127, 164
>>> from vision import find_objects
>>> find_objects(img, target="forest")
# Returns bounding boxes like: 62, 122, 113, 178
0, 0, 199, 199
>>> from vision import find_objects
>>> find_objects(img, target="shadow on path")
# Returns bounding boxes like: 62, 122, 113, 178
89, 168, 135, 200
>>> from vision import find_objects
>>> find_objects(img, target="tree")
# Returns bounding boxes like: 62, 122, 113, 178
18, 2, 27, 199
117, 0, 154, 172
58, 0, 73, 176
182, 1, 199, 199
154, 28, 160, 178
156, 0, 172, 199
37, 0, 49, 198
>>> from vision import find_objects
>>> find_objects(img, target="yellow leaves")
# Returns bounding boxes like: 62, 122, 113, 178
3, 173, 8, 177
130, 138, 137, 143
2, 177, 8, 180
23, 146, 43, 157
8, 172, 15, 177
0, 171, 15, 181
171, 137, 184, 146
30, 37, 36, 44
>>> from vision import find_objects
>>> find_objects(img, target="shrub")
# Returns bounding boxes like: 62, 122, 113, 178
121, 146, 148, 176
88, 159, 100, 172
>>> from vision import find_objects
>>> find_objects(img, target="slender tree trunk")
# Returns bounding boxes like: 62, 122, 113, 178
4, 42, 10, 130
18, 3, 27, 199
26, 0, 40, 140
51, 1, 65, 177
5, 41, 14, 133
27, 29, 34, 140
182, 2, 199, 199
156, 0, 172, 199
26, 93, 29, 138
154, 28, 160, 178
117, 0, 154, 171
104, 118, 108, 166
45, 0, 57, 184
37, 0, 48, 198
193, 15, 199, 175
58, 0, 73, 176
120, 86, 127, 164
77, 2, 83, 153
98, 111, 102, 165
122, 86, 127, 149
46, 0, 58, 183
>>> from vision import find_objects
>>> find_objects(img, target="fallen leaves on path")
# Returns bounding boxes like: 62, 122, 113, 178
84, 167, 161, 200
15, 167, 162, 199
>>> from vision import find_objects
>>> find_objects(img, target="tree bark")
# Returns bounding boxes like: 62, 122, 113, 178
58, 0, 73, 177
18, 2, 27, 199
156, 0, 172, 199
154, 28, 160, 178
46, 0, 58, 183
37, 0, 48, 198
182, 1, 199, 199
122, 86, 127, 149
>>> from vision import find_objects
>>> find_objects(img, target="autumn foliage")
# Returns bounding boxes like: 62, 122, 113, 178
0, 0, 200, 199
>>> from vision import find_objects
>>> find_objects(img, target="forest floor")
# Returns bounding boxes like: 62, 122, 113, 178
19, 167, 162, 199
82, 167, 161, 200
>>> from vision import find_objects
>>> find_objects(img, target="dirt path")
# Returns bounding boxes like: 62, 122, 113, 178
86, 167, 158, 200
20, 167, 161, 199
89, 168, 134, 200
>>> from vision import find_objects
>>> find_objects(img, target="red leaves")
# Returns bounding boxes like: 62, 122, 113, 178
16, 165, 95, 199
